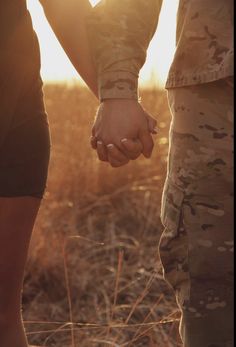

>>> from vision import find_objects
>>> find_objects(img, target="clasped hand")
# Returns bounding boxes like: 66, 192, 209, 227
90, 99, 157, 167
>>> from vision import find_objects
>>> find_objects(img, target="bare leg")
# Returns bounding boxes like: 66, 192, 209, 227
0, 197, 41, 347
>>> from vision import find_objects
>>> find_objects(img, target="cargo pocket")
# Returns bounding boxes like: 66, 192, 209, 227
159, 179, 190, 294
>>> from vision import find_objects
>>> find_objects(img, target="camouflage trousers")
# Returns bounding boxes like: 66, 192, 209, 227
159, 77, 234, 347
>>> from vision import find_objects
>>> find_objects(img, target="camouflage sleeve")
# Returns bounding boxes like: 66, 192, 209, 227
87, 0, 163, 100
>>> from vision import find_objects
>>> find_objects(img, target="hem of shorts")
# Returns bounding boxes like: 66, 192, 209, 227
165, 66, 234, 89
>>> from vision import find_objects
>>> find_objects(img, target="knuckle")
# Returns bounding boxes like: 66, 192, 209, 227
97, 152, 106, 161
111, 159, 128, 167
130, 154, 140, 160
121, 159, 129, 166
110, 162, 120, 168
90, 138, 97, 147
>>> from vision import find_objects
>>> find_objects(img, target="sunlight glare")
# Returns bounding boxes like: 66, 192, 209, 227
27, 0, 178, 87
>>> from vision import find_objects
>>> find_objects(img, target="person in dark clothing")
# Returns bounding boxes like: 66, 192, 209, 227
0, 1, 98, 346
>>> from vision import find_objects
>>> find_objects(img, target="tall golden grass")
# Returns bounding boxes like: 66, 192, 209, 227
23, 85, 182, 347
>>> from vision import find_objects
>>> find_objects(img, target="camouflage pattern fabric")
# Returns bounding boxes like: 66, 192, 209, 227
88, 0, 233, 100
167, 0, 234, 88
159, 77, 234, 347
88, 0, 162, 100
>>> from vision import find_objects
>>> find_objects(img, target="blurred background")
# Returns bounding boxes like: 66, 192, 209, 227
23, 1, 182, 346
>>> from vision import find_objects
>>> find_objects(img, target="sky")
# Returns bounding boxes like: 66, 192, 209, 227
27, 0, 178, 87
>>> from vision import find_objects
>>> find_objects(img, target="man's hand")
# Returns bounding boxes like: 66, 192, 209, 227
91, 99, 157, 167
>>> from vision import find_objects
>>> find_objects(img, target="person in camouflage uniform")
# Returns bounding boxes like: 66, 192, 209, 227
88, 1, 234, 346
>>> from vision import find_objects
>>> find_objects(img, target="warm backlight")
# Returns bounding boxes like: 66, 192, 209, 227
27, 0, 178, 88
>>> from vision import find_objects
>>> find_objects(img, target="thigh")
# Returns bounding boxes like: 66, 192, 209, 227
159, 78, 234, 347
165, 77, 234, 278
0, 196, 40, 265
166, 77, 233, 196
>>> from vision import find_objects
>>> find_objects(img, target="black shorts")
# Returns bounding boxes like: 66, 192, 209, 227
0, 8, 51, 199
0, 79, 51, 199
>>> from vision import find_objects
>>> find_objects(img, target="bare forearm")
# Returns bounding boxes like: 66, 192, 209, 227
39, 0, 98, 97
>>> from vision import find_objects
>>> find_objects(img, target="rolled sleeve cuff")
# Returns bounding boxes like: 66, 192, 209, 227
98, 71, 139, 101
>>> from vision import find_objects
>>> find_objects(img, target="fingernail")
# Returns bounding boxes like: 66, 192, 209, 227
152, 127, 158, 134
107, 144, 114, 149
97, 141, 103, 145
121, 138, 128, 143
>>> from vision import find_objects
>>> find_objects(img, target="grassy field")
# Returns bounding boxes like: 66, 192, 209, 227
22, 85, 182, 347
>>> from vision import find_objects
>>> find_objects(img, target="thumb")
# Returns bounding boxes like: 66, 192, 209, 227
144, 111, 158, 134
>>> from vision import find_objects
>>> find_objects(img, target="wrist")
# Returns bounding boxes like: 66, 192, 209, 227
98, 71, 139, 101
101, 99, 139, 106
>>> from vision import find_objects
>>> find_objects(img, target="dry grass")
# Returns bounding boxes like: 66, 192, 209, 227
22, 85, 182, 347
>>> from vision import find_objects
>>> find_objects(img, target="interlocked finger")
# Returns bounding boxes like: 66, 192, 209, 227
120, 138, 143, 160
97, 141, 108, 161
107, 144, 129, 167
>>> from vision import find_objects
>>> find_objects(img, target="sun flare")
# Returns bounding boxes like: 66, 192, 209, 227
27, 0, 178, 87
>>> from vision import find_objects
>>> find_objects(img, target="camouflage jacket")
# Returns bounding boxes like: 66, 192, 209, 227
88, 0, 234, 100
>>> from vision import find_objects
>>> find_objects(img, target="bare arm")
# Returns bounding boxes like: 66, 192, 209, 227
39, 0, 98, 97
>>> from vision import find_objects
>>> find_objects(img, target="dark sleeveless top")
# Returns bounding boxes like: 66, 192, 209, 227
0, 0, 40, 68
0, 0, 27, 48
0, 0, 42, 147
